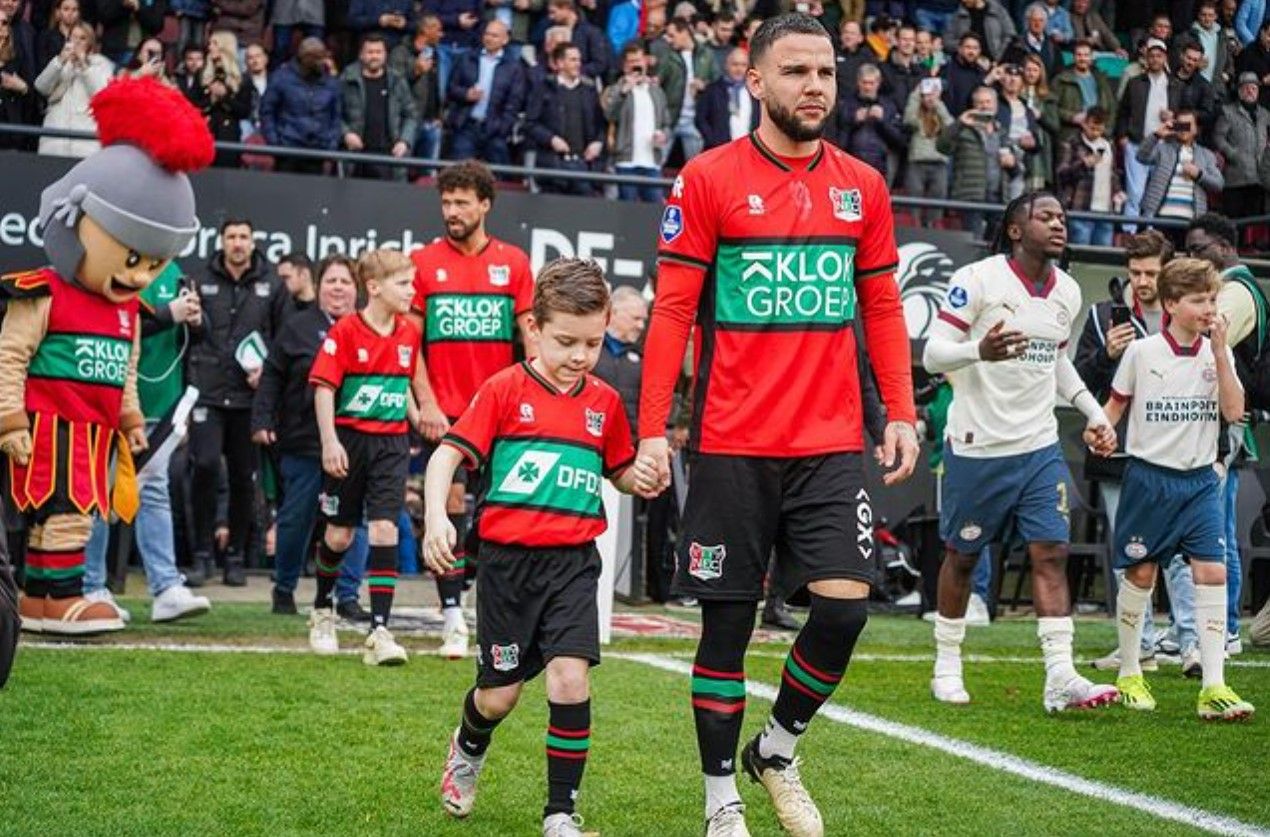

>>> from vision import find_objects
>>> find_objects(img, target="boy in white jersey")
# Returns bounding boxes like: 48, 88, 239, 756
924, 192, 1120, 712
1094, 257, 1255, 721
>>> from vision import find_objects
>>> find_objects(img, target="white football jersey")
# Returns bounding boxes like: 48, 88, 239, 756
931, 254, 1082, 458
1111, 332, 1238, 471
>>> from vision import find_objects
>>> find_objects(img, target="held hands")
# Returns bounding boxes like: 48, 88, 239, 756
0, 429, 32, 466
252, 429, 276, 445
416, 401, 449, 442
322, 439, 349, 478
978, 320, 1029, 361
1182, 162, 1200, 180
626, 454, 663, 498
125, 425, 149, 454
422, 512, 458, 573
1082, 422, 1117, 457
636, 436, 672, 493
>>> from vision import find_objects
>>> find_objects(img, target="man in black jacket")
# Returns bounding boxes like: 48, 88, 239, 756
252, 257, 363, 616
186, 218, 286, 585
1175, 38, 1219, 139
695, 47, 758, 150
941, 32, 988, 116
546, 0, 611, 83
445, 19, 525, 166
527, 41, 606, 195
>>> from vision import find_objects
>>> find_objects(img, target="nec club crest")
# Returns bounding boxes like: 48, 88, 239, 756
688, 542, 727, 581
490, 643, 520, 672
585, 408, 605, 438
397, 345, 412, 368
830, 187, 863, 222
488, 264, 510, 287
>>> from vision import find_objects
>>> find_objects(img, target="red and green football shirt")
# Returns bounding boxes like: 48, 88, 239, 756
309, 312, 420, 435
444, 361, 636, 548
411, 236, 534, 418
639, 133, 916, 456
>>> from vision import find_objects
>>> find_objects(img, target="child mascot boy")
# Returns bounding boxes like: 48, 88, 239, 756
0, 77, 213, 640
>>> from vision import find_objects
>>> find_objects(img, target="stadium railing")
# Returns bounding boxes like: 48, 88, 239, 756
5, 123, 1270, 240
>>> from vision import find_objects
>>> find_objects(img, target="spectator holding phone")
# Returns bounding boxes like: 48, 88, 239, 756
1136, 106, 1224, 224
34, 21, 111, 159
348, 0, 415, 49
605, 41, 671, 201
936, 84, 1020, 235
1056, 106, 1123, 246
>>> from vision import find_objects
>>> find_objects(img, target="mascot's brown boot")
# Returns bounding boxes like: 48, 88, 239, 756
41, 596, 124, 636
18, 594, 45, 633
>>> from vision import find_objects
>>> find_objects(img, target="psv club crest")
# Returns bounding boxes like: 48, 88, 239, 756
829, 186, 863, 222
688, 542, 727, 581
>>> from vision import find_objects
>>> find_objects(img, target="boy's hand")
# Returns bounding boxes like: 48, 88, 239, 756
417, 401, 450, 442
628, 454, 663, 498
1210, 313, 1229, 350
322, 440, 349, 478
636, 436, 672, 490
1083, 422, 1116, 457
422, 513, 457, 573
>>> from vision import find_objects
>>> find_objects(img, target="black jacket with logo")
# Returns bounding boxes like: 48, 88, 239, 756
187, 250, 286, 410
251, 305, 331, 457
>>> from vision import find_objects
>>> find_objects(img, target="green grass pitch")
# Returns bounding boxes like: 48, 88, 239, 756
1, 604, 1266, 836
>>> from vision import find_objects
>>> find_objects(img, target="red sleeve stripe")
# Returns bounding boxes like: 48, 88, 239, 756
856, 261, 899, 280
1109, 389, 1130, 403
937, 311, 970, 332
659, 252, 711, 270
308, 375, 339, 390
442, 433, 484, 468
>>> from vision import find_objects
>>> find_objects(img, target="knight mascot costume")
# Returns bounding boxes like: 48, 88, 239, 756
0, 76, 212, 667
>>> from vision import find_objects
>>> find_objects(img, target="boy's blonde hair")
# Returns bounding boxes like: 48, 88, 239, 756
1157, 257, 1221, 303
356, 249, 414, 288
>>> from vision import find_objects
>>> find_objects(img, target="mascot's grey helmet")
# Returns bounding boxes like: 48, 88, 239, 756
37, 143, 201, 282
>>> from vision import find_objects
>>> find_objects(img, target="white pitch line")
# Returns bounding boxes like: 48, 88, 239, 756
615, 652, 1270, 837
659, 650, 1270, 669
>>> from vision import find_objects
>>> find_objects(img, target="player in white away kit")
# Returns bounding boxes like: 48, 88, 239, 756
923, 192, 1120, 712
1093, 257, 1255, 720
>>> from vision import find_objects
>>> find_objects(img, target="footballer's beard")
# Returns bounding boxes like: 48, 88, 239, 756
445, 217, 480, 243
766, 98, 828, 143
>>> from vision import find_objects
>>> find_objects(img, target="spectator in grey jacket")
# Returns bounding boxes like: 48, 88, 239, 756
603, 41, 670, 202
936, 84, 1021, 235
341, 34, 418, 180
944, 0, 1017, 63
1212, 73, 1270, 221
1136, 107, 1224, 222
903, 77, 953, 223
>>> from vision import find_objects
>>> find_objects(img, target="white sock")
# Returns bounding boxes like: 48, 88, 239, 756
1116, 581, 1153, 678
1196, 584, 1227, 689
757, 716, 798, 761
442, 605, 464, 632
933, 615, 966, 680
704, 773, 741, 818
1037, 616, 1078, 685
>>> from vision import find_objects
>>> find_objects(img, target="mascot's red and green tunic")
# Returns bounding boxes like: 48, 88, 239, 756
0, 77, 213, 637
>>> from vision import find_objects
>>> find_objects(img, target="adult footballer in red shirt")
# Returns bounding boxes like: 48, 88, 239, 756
637, 15, 921, 837
409, 161, 535, 660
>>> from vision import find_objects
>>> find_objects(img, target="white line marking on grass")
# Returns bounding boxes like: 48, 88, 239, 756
658, 650, 1270, 669
20, 641, 458, 657
615, 652, 1270, 837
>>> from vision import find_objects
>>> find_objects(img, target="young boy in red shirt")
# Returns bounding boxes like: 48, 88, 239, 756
422, 258, 660, 837
308, 250, 430, 666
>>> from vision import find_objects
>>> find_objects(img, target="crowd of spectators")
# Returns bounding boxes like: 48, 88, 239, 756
2, 0, 1270, 220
